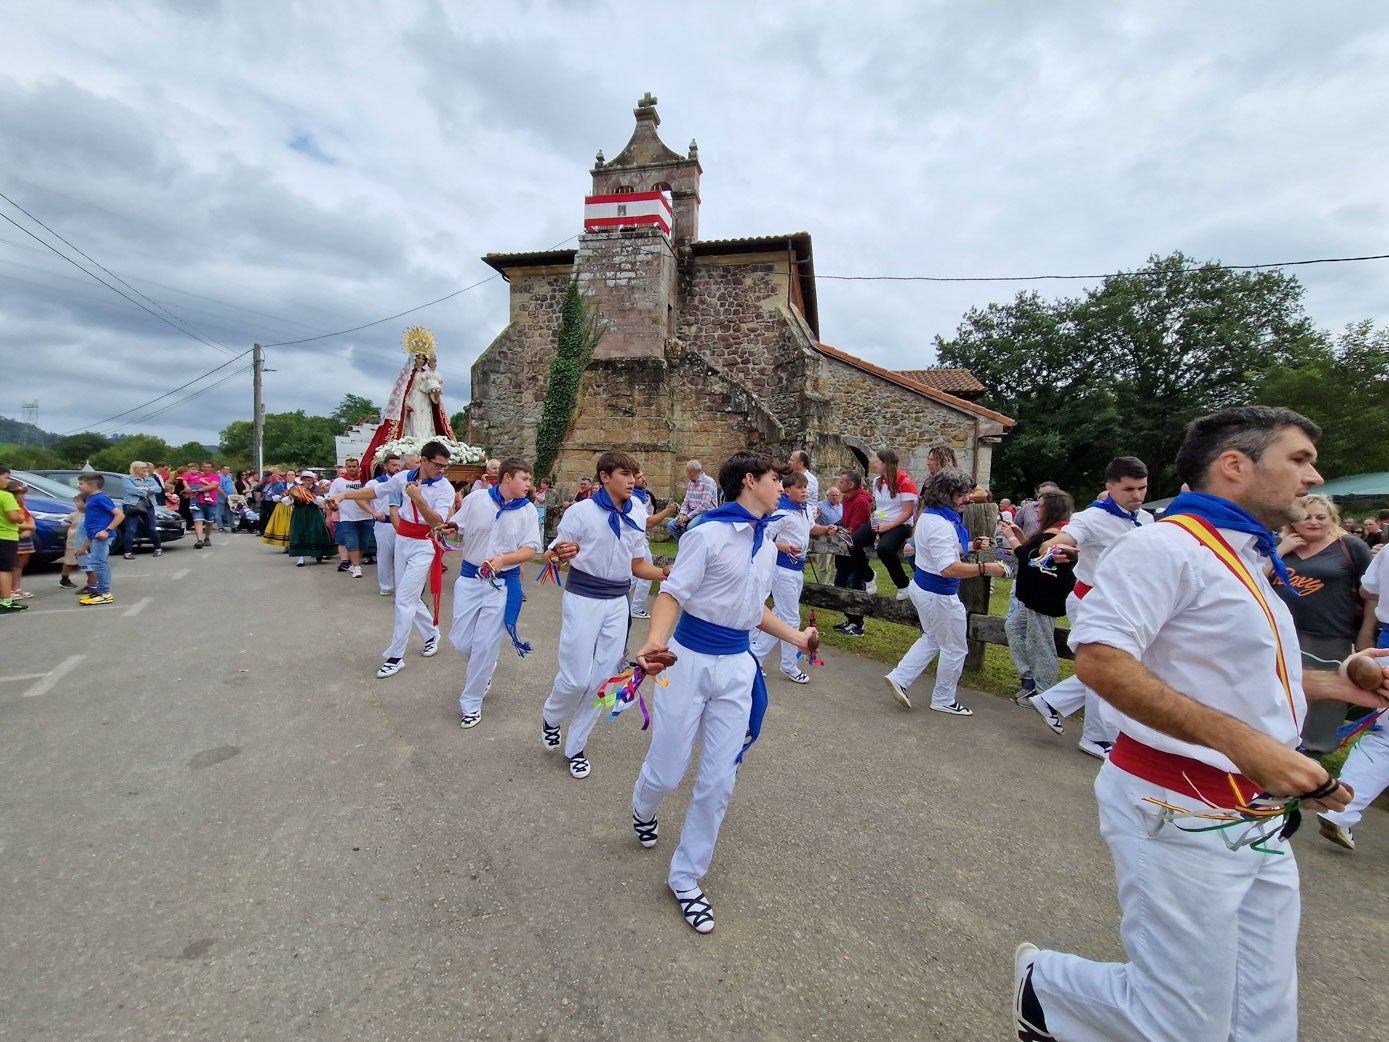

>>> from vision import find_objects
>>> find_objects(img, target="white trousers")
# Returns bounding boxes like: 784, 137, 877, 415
374, 521, 397, 593
450, 573, 507, 715
888, 584, 967, 709
385, 536, 439, 659
1044, 591, 1119, 744
751, 566, 803, 674
629, 543, 655, 614
1321, 719, 1389, 831
542, 592, 630, 758
1032, 761, 1300, 1042
632, 640, 752, 893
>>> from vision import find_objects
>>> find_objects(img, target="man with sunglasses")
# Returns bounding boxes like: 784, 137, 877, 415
1013, 407, 1389, 1042
331, 441, 457, 678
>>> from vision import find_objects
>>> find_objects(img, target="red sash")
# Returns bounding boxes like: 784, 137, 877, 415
1111, 733, 1261, 808
397, 519, 443, 625
1072, 580, 1092, 600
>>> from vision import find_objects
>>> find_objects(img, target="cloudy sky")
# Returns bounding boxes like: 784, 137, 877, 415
4, 1, 1387, 448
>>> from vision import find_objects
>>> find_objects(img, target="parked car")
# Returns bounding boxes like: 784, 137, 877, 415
27, 470, 186, 548
8, 471, 74, 565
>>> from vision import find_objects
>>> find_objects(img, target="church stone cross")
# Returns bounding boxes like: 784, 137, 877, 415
638, 92, 658, 109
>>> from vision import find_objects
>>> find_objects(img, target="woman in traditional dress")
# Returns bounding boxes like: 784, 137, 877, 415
261, 474, 293, 549
286, 471, 336, 566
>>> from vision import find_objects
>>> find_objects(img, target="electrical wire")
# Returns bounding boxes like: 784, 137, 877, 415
99, 364, 254, 435
64, 348, 254, 435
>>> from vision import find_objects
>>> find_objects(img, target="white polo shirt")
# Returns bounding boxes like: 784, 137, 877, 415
1070, 521, 1306, 772
1064, 505, 1155, 587
663, 516, 778, 631
768, 502, 813, 560
551, 498, 647, 582
329, 476, 374, 522
379, 469, 456, 530
447, 489, 542, 568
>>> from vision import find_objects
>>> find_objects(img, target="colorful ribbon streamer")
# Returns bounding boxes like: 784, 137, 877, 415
535, 557, 564, 587
591, 665, 668, 729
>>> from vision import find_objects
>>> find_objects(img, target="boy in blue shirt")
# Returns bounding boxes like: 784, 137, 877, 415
77, 474, 124, 605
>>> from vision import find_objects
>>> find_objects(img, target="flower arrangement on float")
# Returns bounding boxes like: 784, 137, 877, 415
372, 436, 485, 468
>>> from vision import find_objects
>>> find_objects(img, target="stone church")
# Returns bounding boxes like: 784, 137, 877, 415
467, 94, 1012, 494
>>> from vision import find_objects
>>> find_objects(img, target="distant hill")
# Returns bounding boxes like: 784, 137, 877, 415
0, 416, 59, 446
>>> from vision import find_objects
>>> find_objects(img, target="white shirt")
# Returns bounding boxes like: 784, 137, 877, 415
1064, 505, 1154, 587
663, 516, 778, 631
1070, 522, 1306, 772
368, 474, 401, 521
329, 476, 374, 522
447, 488, 542, 568
379, 469, 457, 530
913, 511, 966, 576
551, 498, 647, 582
1362, 546, 1389, 624
768, 502, 813, 561
629, 490, 650, 528
872, 480, 918, 522
802, 471, 820, 506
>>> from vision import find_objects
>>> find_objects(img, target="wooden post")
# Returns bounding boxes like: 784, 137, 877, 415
959, 501, 999, 671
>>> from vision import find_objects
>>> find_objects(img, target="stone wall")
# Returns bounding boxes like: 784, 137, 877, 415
575, 228, 676, 360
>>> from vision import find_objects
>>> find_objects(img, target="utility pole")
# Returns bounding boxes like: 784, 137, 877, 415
252, 343, 264, 477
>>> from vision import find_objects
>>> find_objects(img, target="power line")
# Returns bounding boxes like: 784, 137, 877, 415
100, 364, 254, 436
64, 348, 254, 435
0, 207, 235, 356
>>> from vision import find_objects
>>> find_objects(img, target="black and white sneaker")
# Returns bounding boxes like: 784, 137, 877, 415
421, 636, 439, 658
781, 668, 810, 685
1029, 694, 1064, 735
460, 711, 481, 729
568, 751, 591, 779
884, 675, 911, 709
337, 560, 351, 572
1013, 943, 1055, 1040
633, 811, 659, 849
673, 886, 715, 934
630, 608, 651, 619
930, 701, 974, 717
376, 658, 404, 679
541, 721, 561, 751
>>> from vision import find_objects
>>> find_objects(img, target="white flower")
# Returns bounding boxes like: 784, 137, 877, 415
373, 437, 485, 468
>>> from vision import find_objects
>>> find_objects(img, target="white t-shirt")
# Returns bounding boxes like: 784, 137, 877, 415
1070, 522, 1306, 772
802, 471, 820, 506
379, 469, 457, 530
872, 475, 919, 524
1064, 505, 1155, 587
329, 476, 374, 522
663, 517, 778, 631
1362, 546, 1389, 624
551, 498, 647, 582
768, 502, 813, 562
447, 488, 542, 568
912, 511, 966, 577
368, 473, 402, 521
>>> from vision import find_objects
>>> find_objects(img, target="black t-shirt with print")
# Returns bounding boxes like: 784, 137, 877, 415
1276, 536, 1373, 640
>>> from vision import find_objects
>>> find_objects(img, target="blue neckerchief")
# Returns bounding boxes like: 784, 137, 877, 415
1089, 497, 1143, 527
373, 472, 392, 483
1165, 490, 1298, 593
632, 487, 651, 505
776, 493, 805, 514
673, 613, 767, 764
922, 505, 969, 555
459, 560, 531, 655
591, 486, 643, 539
699, 502, 770, 558
407, 467, 447, 486
488, 483, 529, 520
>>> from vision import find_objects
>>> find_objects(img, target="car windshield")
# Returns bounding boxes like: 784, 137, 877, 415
12, 471, 78, 502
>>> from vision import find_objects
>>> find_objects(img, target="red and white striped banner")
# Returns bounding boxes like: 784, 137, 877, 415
584, 191, 672, 236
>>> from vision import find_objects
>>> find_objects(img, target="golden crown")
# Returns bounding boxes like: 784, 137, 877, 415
401, 325, 438, 359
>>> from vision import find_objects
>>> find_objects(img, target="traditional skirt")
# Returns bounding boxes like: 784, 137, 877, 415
287, 502, 336, 558
261, 501, 292, 548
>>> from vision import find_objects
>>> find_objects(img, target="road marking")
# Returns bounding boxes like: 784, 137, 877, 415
124, 597, 152, 617
0, 672, 50, 683
170, 569, 189, 580
22, 654, 85, 699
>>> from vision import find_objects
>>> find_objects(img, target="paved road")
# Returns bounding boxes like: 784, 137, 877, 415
2, 534, 1386, 1041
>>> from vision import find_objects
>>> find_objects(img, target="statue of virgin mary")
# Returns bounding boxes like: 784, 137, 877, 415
360, 326, 456, 472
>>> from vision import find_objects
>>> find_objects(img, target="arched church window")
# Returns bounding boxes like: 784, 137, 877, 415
652, 181, 672, 193
615, 185, 635, 194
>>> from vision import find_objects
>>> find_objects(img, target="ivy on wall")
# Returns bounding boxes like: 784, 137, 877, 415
533, 278, 605, 480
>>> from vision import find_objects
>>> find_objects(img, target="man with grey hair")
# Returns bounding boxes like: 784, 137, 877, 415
665, 460, 719, 543
789, 449, 819, 505
471, 459, 500, 493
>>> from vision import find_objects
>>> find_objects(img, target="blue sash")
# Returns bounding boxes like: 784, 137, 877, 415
459, 560, 531, 656
673, 613, 768, 764
565, 566, 630, 600
774, 494, 807, 571
912, 506, 969, 595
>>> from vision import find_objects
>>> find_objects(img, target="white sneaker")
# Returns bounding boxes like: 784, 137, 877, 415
379, 588, 393, 596
630, 608, 651, 619
568, 751, 591, 779
460, 711, 481, 729
350, 565, 363, 578
895, 586, 911, 600
781, 668, 810, 685
1013, 942, 1056, 1040
421, 636, 439, 657
864, 578, 878, 595
1030, 694, 1065, 735
930, 701, 974, 717
376, 658, 404, 679
1077, 738, 1113, 760
1318, 815, 1355, 850
884, 675, 911, 709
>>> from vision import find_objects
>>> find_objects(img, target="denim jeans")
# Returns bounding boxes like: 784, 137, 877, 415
122, 502, 162, 553
86, 531, 113, 594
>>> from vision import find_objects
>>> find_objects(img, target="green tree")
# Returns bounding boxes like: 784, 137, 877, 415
91, 433, 175, 473
534, 280, 605, 480
0, 444, 63, 470
329, 394, 379, 433
52, 432, 112, 466
937, 252, 1320, 496
219, 420, 254, 463
449, 409, 469, 438
261, 410, 337, 466
1251, 321, 1389, 479
174, 441, 212, 465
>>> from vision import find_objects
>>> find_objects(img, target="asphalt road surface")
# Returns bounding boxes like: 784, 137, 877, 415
3, 533, 1386, 1041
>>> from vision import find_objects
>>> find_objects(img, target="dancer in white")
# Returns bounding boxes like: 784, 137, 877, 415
884, 468, 1009, 715
631, 452, 817, 934
751, 470, 836, 684
330, 441, 456, 678
368, 453, 403, 596
541, 451, 669, 778
628, 466, 675, 620
1029, 456, 1154, 757
442, 457, 541, 728
1015, 407, 1389, 1042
